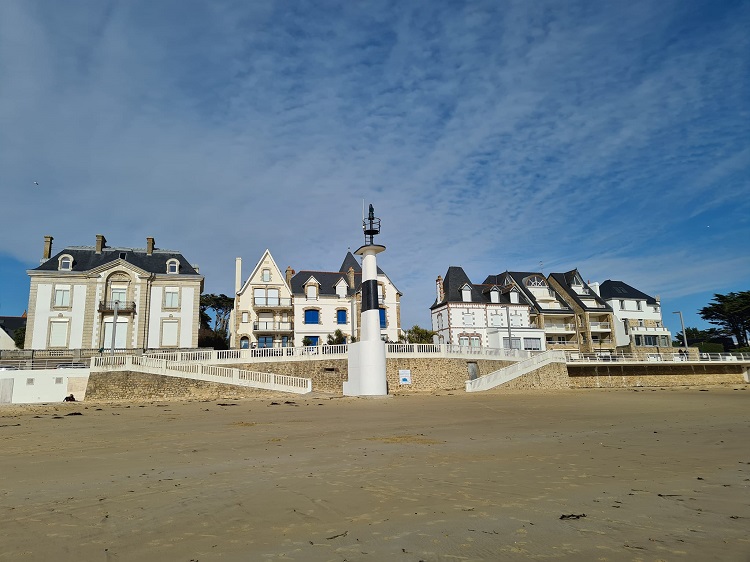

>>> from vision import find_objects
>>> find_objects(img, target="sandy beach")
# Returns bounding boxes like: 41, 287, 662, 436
1, 386, 749, 561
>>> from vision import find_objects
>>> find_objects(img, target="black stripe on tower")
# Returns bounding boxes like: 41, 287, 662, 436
361, 279, 379, 312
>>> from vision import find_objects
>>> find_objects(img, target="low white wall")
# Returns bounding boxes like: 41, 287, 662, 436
0, 369, 89, 404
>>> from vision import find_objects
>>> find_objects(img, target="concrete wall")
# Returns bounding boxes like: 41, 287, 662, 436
0, 370, 89, 404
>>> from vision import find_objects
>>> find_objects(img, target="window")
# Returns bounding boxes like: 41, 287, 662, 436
282, 336, 289, 347
54, 286, 71, 307
49, 321, 69, 347
304, 309, 319, 324
240, 337, 249, 349
164, 288, 179, 308
491, 313, 503, 327
644, 335, 657, 346
524, 338, 541, 350
637, 301, 642, 311
58, 255, 72, 271
462, 312, 474, 326
241, 312, 248, 323
379, 308, 386, 329
524, 275, 547, 287
161, 320, 179, 347
111, 288, 127, 305
437, 313, 444, 330
262, 269, 271, 282
167, 259, 179, 274
254, 288, 265, 305
336, 282, 347, 298
306, 336, 319, 346
267, 288, 279, 306
378, 284, 384, 303
490, 290, 499, 303
509, 291, 519, 304
470, 336, 481, 347
619, 300, 625, 310
459, 336, 469, 346
502, 337, 522, 349
306, 284, 317, 300
258, 336, 273, 348
461, 286, 472, 302
337, 309, 347, 324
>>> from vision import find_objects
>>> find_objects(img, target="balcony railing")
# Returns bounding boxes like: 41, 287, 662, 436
98, 300, 136, 314
545, 323, 576, 332
253, 297, 293, 307
589, 322, 611, 330
253, 321, 294, 332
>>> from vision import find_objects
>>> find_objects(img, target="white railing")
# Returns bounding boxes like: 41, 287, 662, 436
466, 350, 567, 392
564, 351, 750, 363
545, 324, 576, 332
91, 355, 312, 394
253, 322, 294, 331
589, 322, 611, 330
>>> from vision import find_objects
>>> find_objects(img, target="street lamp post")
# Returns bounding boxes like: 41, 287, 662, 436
672, 311, 687, 350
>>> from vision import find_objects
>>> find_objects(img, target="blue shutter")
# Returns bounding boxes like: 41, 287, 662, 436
337, 310, 347, 324
379, 308, 386, 328
305, 309, 319, 324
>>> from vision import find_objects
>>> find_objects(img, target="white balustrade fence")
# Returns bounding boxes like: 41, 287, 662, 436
466, 350, 567, 392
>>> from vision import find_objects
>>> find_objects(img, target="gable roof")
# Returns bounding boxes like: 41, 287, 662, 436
290, 252, 398, 297
549, 269, 611, 311
490, 271, 571, 313
31, 246, 200, 276
599, 280, 657, 305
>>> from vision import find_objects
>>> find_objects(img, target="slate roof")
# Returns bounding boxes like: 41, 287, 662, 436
599, 280, 657, 305
0, 316, 26, 338
31, 246, 200, 276
549, 270, 611, 311
431, 266, 514, 309
486, 271, 572, 314
290, 252, 395, 297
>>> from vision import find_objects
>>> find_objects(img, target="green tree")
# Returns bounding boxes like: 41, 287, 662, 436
399, 324, 437, 344
673, 326, 725, 347
302, 336, 314, 347
699, 291, 750, 348
199, 293, 234, 349
326, 329, 347, 345
13, 326, 25, 349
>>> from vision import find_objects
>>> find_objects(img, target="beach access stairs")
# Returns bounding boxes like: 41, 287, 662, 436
91, 354, 312, 394
465, 350, 567, 392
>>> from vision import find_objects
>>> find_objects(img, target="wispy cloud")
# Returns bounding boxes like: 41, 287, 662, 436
1, 0, 748, 329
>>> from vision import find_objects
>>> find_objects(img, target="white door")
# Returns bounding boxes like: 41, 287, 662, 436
102, 320, 128, 349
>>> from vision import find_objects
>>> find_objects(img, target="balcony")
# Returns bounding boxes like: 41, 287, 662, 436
545, 323, 576, 332
589, 322, 611, 331
253, 297, 293, 308
253, 321, 294, 333
98, 301, 136, 314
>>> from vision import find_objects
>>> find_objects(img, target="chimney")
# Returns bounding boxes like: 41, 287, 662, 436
347, 266, 355, 289
146, 237, 155, 256
43, 235, 54, 260
95, 234, 106, 254
285, 266, 295, 288
235, 258, 243, 293
436, 275, 444, 302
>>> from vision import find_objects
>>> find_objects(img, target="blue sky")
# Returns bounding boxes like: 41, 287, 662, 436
1, 0, 748, 338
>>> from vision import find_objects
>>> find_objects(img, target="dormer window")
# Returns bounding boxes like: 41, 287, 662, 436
510, 291, 519, 304
524, 275, 547, 287
167, 259, 179, 274
336, 280, 347, 298
490, 288, 500, 303
306, 283, 318, 300
461, 285, 472, 302
58, 255, 73, 271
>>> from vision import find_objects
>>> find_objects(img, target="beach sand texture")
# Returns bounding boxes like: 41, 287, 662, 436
1, 387, 748, 561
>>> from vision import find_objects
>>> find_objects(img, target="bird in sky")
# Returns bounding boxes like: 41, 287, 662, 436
33, 181, 39, 185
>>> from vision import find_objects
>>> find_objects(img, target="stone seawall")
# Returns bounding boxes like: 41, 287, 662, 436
86, 371, 283, 401
235, 357, 513, 393
567, 363, 746, 388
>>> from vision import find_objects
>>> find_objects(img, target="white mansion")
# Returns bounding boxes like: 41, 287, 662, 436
25, 235, 203, 351
231, 250, 401, 348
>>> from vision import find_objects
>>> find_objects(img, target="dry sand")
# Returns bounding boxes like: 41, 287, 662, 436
1, 386, 749, 561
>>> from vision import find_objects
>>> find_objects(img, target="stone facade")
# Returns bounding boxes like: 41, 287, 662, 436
567, 363, 746, 388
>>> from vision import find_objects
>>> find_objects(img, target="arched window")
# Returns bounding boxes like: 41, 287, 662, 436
58, 255, 73, 271
524, 275, 547, 287
166, 259, 179, 274
240, 337, 249, 349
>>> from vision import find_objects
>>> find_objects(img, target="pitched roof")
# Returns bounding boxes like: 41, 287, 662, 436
431, 266, 514, 309
599, 280, 657, 304
338, 252, 361, 273
31, 246, 200, 276
550, 270, 611, 311
290, 252, 398, 297
490, 271, 572, 313
0, 316, 26, 338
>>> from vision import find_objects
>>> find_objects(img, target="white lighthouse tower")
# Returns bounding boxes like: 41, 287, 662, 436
343, 204, 388, 396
